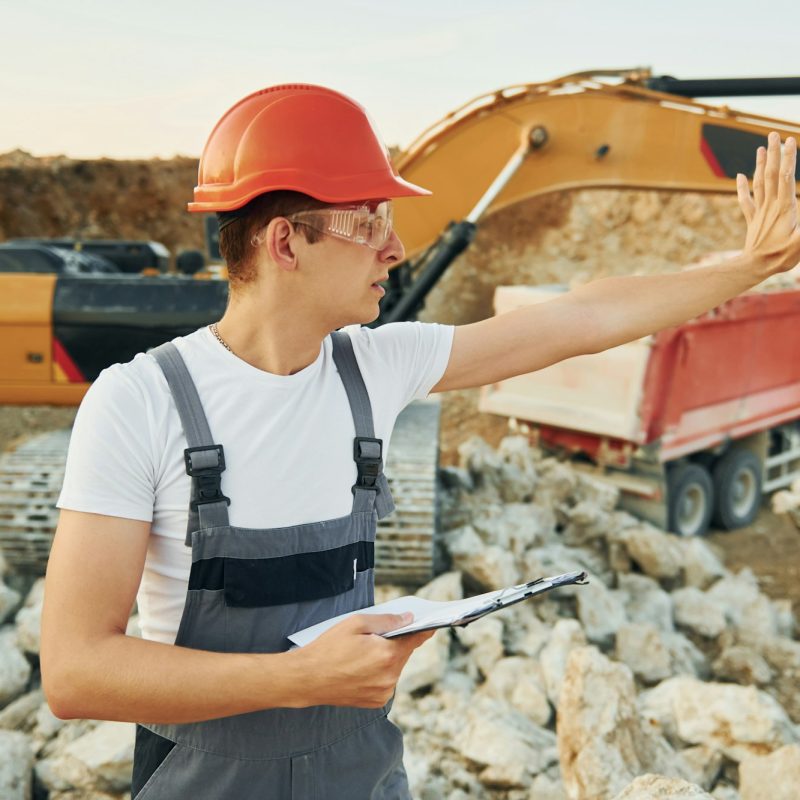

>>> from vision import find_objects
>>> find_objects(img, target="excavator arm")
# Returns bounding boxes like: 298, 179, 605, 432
381, 69, 800, 323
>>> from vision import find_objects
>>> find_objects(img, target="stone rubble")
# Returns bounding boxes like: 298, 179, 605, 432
0, 434, 797, 799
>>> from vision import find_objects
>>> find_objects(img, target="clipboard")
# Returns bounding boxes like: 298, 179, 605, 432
288, 570, 588, 648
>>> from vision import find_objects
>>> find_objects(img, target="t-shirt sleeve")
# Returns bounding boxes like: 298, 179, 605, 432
346, 320, 455, 411
56, 363, 157, 522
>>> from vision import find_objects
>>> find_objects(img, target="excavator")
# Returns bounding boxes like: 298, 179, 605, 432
2, 68, 800, 584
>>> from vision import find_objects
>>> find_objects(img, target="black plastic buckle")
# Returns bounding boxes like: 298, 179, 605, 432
352, 436, 383, 494
184, 445, 231, 511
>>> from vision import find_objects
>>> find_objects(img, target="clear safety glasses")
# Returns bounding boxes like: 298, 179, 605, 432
286, 200, 393, 250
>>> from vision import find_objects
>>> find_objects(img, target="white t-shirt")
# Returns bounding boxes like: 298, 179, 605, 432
56, 321, 455, 644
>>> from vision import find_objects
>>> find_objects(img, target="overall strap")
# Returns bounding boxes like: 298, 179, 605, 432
148, 342, 230, 545
330, 331, 395, 518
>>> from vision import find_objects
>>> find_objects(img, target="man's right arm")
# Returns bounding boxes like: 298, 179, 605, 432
41, 509, 431, 723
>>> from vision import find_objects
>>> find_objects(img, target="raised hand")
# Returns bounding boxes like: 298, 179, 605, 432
736, 131, 800, 277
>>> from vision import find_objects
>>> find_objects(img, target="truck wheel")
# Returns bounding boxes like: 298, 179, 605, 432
667, 462, 714, 537
711, 447, 762, 530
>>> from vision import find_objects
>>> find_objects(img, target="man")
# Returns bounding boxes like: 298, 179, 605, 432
40, 84, 799, 799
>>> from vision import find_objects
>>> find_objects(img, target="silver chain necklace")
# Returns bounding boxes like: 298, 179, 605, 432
209, 322, 232, 353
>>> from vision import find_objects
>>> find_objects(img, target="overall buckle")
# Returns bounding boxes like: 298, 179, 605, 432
352, 436, 383, 494
184, 445, 231, 510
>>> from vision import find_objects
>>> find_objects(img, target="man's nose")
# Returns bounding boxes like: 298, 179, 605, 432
379, 229, 405, 264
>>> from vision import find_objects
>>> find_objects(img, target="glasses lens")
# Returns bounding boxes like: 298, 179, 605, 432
287, 200, 393, 250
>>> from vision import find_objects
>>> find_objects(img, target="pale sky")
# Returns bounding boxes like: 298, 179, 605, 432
2, 0, 799, 159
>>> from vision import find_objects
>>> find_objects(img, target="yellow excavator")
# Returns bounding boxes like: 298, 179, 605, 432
2, 68, 799, 584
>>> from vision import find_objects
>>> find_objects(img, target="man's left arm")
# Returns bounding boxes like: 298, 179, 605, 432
432, 132, 800, 394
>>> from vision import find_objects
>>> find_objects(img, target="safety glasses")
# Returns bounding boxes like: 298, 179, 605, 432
286, 200, 393, 250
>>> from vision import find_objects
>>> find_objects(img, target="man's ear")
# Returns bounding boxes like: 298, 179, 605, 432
266, 217, 298, 271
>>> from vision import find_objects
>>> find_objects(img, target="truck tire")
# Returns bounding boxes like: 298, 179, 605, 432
667, 462, 714, 537
710, 447, 762, 530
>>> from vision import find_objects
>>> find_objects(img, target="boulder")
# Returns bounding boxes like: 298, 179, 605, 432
446, 526, 520, 589
15, 577, 45, 655
616, 524, 684, 580
0, 627, 31, 708
398, 629, 450, 694
680, 538, 727, 589
711, 646, 772, 686
480, 656, 551, 727
455, 617, 504, 677
706, 570, 778, 646
455, 697, 557, 776
35, 720, 134, 794
557, 647, 690, 800
540, 620, 587, 706
672, 587, 727, 638
0, 580, 21, 626
638, 675, 798, 761
618, 573, 674, 633
738, 744, 800, 800
416, 571, 463, 603
576, 581, 627, 645
0, 730, 34, 800
0, 688, 42, 732
611, 774, 713, 799
615, 622, 672, 684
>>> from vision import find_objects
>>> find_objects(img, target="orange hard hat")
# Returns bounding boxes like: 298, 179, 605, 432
188, 84, 431, 213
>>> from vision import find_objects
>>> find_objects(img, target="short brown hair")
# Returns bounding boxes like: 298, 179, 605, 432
218, 190, 330, 287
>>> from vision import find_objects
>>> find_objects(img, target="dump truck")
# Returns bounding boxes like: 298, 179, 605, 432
2, 68, 800, 583
480, 279, 800, 537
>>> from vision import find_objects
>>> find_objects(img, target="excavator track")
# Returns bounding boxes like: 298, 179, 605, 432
376, 397, 441, 586
0, 429, 70, 572
0, 401, 442, 585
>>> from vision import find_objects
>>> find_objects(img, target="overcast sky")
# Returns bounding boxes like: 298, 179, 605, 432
2, 0, 799, 159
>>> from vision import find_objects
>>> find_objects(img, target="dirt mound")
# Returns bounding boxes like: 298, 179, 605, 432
0, 152, 203, 266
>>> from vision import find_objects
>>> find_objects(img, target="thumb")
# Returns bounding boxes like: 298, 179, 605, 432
349, 612, 414, 635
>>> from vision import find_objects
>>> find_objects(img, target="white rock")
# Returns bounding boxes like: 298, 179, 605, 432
711, 786, 741, 800
480, 657, 551, 727
446, 526, 520, 589
0, 730, 33, 800
398, 629, 450, 694
712, 646, 772, 686
638, 676, 797, 761
36, 720, 135, 793
574, 472, 620, 511
618, 524, 684, 579
416, 571, 463, 603
527, 773, 568, 800
611, 774, 713, 799
479, 761, 531, 789
760, 637, 800, 722
455, 617, 504, 677
706, 570, 778, 646
540, 619, 587, 706
523, 545, 607, 597
615, 622, 672, 684
672, 587, 727, 638
15, 578, 45, 655
0, 688, 42, 731
0, 627, 31, 707
557, 647, 690, 800
456, 697, 557, 775
0, 581, 21, 626
681, 744, 723, 790
681, 538, 727, 589
618, 573, 674, 633
738, 743, 800, 800
576, 581, 626, 645
664, 631, 709, 679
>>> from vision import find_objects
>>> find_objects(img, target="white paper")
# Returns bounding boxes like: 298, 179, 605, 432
287, 571, 585, 648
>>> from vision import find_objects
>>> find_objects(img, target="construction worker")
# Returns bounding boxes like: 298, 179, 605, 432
40, 84, 799, 800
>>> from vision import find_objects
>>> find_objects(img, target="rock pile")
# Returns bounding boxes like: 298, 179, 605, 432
390, 436, 800, 799
0, 435, 797, 799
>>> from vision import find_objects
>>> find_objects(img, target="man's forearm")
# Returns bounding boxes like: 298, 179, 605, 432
47, 633, 306, 724
570, 253, 766, 354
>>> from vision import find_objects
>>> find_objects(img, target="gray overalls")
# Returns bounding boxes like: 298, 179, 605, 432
130, 332, 411, 799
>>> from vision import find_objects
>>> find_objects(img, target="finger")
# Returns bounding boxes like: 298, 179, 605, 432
348, 612, 413, 635
777, 136, 798, 213
753, 146, 766, 209
765, 131, 781, 202
737, 173, 755, 224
